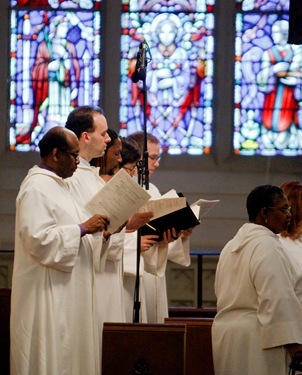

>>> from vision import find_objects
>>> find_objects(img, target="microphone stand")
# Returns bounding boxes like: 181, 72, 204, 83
132, 42, 149, 323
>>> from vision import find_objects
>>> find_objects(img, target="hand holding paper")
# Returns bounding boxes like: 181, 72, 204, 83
85, 169, 151, 234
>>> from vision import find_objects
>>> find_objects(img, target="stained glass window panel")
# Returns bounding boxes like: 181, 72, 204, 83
120, 0, 215, 155
10, 0, 101, 10
234, 0, 302, 156
9, 1, 102, 151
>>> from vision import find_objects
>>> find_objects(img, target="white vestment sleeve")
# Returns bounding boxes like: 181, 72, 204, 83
142, 243, 168, 277
105, 230, 125, 262
123, 231, 144, 276
168, 236, 191, 266
87, 233, 110, 274
123, 231, 168, 277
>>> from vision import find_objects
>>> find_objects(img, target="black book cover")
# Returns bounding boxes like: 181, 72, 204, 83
140, 193, 200, 241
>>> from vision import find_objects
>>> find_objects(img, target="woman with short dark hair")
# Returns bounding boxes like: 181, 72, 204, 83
212, 184, 302, 375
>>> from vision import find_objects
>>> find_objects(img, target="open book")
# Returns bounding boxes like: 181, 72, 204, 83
139, 190, 186, 220
140, 194, 220, 241
140, 192, 201, 241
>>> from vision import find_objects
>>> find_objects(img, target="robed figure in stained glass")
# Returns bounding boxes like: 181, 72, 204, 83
126, 11, 210, 154
17, 13, 80, 145
257, 19, 302, 150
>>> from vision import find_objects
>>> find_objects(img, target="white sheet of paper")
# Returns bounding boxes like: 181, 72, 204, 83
161, 189, 179, 198
191, 199, 220, 220
139, 196, 186, 220
85, 169, 151, 233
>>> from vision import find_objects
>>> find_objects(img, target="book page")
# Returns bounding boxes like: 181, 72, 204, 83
161, 189, 178, 198
191, 199, 220, 219
139, 197, 186, 220
85, 169, 151, 233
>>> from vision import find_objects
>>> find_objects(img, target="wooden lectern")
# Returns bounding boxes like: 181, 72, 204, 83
102, 322, 185, 375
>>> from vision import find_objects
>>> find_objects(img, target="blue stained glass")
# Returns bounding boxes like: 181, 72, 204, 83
9, 9, 101, 151
234, 0, 302, 156
120, 0, 215, 155
237, 0, 289, 12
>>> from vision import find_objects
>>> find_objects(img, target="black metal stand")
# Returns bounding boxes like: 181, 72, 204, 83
132, 42, 149, 323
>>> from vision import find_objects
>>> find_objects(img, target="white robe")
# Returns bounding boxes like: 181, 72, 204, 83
67, 159, 126, 369
212, 223, 302, 375
278, 236, 302, 305
11, 166, 102, 375
66, 160, 111, 271
123, 182, 190, 324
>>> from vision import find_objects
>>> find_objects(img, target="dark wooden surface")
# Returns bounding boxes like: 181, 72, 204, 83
102, 322, 186, 375
165, 317, 214, 375
168, 306, 217, 318
0, 288, 11, 375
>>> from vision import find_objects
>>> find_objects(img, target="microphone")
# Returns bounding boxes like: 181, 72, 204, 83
132, 42, 147, 83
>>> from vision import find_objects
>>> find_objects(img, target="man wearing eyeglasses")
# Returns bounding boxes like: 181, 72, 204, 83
123, 131, 193, 324
11, 126, 109, 375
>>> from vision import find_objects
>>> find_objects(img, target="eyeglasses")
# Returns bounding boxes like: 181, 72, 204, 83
123, 166, 137, 173
64, 150, 80, 160
266, 206, 291, 214
148, 155, 161, 162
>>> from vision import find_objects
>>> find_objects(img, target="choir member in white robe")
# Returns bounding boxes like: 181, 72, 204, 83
65, 108, 152, 369
123, 132, 192, 324
212, 185, 302, 375
278, 181, 302, 305
10, 127, 109, 375
123, 181, 191, 323
66, 107, 123, 370
89, 130, 154, 324
89, 129, 128, 324
142, 183, 191, 324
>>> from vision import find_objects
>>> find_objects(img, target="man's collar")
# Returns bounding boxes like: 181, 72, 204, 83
38, 162, 58, 175
79, 156, 90, 166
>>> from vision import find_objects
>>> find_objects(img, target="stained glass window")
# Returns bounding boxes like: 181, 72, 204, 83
120, 0, 215, 155
234, 0, 302, 156
9, 0, 102, 151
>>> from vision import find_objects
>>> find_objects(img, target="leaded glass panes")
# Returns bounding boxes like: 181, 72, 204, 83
10, 0, 101, 10
234, 0, 302, 156
120, 0, 215, 155
9, 1, 102, 151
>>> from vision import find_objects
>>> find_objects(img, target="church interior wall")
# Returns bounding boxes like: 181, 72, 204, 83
0, 1, 301, 306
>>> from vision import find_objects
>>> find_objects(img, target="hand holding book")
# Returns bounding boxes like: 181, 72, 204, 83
140, 193, 220, 241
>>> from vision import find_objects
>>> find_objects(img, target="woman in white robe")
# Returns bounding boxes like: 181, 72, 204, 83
279, 181, 302, 305
212, 184, 302, 375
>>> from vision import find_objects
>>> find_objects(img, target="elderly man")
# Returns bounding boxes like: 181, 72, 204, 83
10, 126, 109, 375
